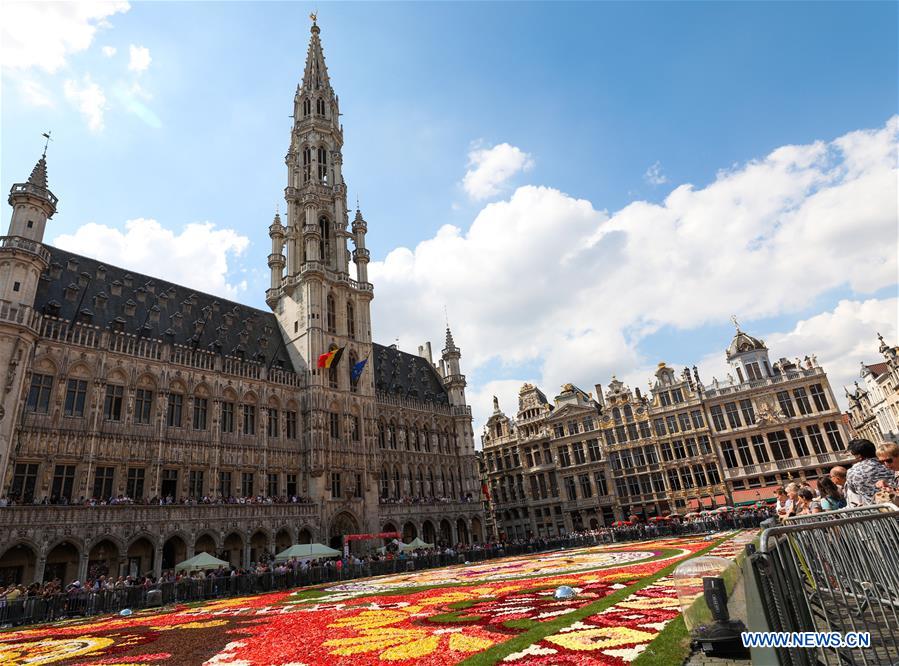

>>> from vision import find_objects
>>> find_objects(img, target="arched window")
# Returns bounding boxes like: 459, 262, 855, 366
317, 147, 328, 184
393, 468, 401, 499
319, 216, 330, 263
349, 351, 358, 393
417, 469, 424, 497
303, 98, 311, 117
624, 405, 633, 421
428, 469, 435, 496
346, 301, 355, 338
380, 467, 389, 498
612, 407, 621, 424
378, 421, 386, 448
326, 293, 336, 334
302, 147, 311, 183
316, 97, 325, 116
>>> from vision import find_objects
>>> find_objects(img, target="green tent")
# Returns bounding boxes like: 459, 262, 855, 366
400, 537, 434, 550
274, 543, 341, 561
174, 552, 230, 572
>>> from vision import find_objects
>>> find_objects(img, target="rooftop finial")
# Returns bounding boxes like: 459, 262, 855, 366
309, 10, 317, 24
731, 314, 741, 332
41, 130, 53, 158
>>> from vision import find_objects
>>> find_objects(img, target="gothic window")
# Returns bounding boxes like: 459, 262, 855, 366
623, 405, 633, 421
347, 301, 355, 338
135, 389, 153, 424
192, 397, 208, 430
316, 97, 325, 116
100, 384, 123, 420
26, 373, 53, 413
64, 379, 88, 417
317, 146, 328, 184
380, 467, 389, 498
242, 404, 256, 435
167, 392, 184, 427
326, 293, 336, 334
302, 147, 311, 183
303, 98, 311, 116
319, 216, 330, 263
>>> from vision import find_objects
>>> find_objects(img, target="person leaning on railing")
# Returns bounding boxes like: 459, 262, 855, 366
873, 441, 899, 505
845, 438, 895, 506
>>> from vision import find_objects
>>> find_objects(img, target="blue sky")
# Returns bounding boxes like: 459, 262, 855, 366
2, 2, 897, 435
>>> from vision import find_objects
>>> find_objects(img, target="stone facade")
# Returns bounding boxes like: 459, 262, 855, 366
481, 328, 852, 538
846, 334, 899, 444
0, 21, 482, 586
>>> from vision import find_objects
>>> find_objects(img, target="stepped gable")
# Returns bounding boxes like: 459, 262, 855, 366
372, 342, 448, 404
34, 245, 295, 371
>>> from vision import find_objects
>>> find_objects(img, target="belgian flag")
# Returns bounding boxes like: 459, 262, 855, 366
317, 345, 345, 369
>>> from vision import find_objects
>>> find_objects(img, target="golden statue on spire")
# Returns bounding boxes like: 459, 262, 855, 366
309, 11, 317, 24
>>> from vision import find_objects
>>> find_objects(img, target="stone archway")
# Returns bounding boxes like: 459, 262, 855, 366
297, 528, 312, 545
44, 541, 80, 584
439, 519, 452, 545
456, 518, 469, 545
126, 537, 155, 578
275, 528, 292, 553
0, 542, 37, 585
195, 533, 218, 557
223, 533, 244, 568
470, 516, 483, 543
402, 522, 417, 542
328, 511, 360, 551
422, 520, 436, 545
162, 535, 188, 571
250, 531, 270, 563
382, 522, 398, 546
88, 538, 120, 580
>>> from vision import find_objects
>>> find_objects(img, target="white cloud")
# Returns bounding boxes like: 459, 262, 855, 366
644, 160, 667, 185
19, 79, 54, 107
64, 75, 107, 132
128, 44, 151, 72
462, 142, 534, 200
370, 117, 899, 432
1, 2, 130, 73
54, 219, 250, 300
102, 45, 117, 57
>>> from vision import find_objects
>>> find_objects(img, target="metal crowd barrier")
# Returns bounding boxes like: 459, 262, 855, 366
745, 504, 899, 666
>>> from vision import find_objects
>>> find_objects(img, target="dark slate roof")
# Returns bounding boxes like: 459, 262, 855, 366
372, 342, 449, 404
35, 246, 295, 370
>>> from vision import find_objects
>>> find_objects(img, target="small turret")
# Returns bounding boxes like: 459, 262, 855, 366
7, 147, 58, 243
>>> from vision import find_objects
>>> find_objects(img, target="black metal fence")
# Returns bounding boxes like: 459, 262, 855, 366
744, 504, 899, 666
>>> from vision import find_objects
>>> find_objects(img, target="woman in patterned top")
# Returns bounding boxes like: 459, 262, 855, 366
845, 438, 895, 506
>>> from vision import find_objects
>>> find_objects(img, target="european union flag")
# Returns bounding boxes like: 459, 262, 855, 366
351, 358, 368, 382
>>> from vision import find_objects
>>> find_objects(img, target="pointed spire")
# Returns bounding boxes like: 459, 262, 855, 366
445, 325, 456, 350
302, 14, 331, 93
28, 155, 49, 190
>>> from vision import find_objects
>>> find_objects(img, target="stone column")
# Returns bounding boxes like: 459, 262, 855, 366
153, 544, 163, 579
77, 552, 89, 583
34, 555, 47, 584
243, 541, 251, 568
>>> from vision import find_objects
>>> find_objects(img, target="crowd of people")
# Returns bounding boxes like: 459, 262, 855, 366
0, 494, 314, 507
771, 438, 899, 519
377, 494, 475, 504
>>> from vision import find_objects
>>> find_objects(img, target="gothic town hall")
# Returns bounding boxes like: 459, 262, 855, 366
0, 22, 483, 585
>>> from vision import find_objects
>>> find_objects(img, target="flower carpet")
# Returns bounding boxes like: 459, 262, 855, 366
1, 531, 752, 665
